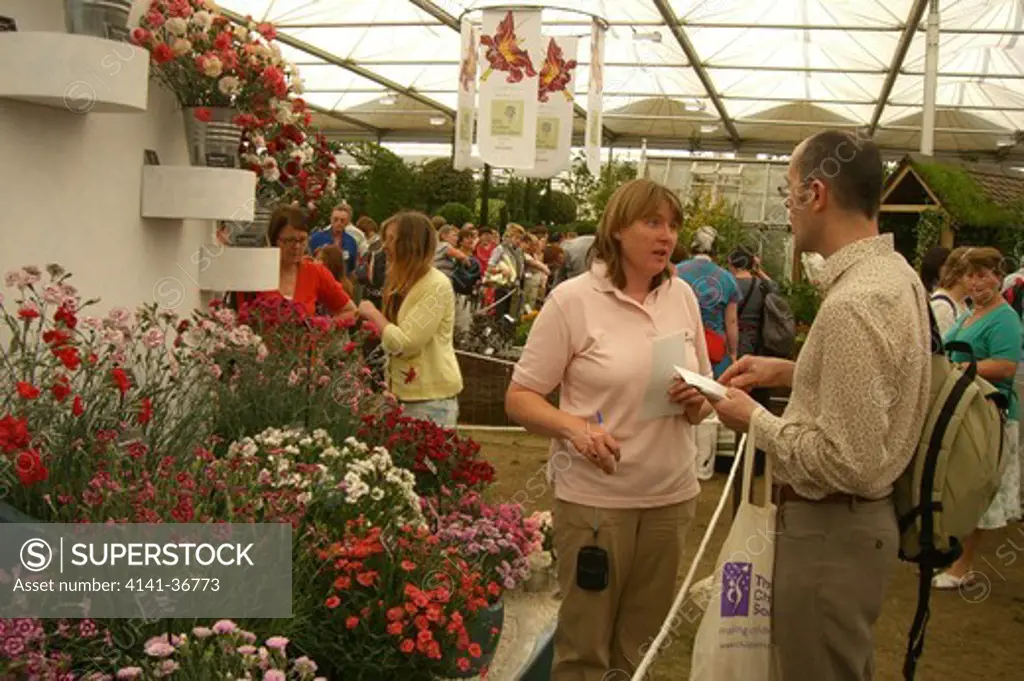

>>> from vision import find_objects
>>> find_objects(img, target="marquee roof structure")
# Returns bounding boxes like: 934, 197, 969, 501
217, 0, 1024, 161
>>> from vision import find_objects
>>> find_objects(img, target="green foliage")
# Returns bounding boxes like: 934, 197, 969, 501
778, 278, 822, 327
437, 202, 475, 227
550, 220, 598, 236
416, 158, 477, 213
541, 190, 577, 225
913, 161, 1021, 228
475, 197, 504, 227
337, 142, 419, 223
590, 159, 638, 218
913, 209, 948, 269
680, 186, 747, 257
496, 177, 545, 226
564, 152, 599, 220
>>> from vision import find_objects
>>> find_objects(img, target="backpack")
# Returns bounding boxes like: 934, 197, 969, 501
894, 304, 1007, 680
754, 281, 796, 358
450, 257, 481, 296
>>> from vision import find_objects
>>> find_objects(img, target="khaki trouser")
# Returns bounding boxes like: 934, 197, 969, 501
772, 497, 899, 681
552, 498, 697, 681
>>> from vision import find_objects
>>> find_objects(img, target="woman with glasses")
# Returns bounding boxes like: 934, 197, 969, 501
232, 205, 357, 320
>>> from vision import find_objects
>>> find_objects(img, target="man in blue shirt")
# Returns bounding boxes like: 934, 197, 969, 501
309, 203, 359, 270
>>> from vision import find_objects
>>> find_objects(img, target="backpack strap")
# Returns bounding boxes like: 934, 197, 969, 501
931, 293, 956, 321
738, 278, 758, 316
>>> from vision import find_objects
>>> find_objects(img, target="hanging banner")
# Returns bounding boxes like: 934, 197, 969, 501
586, 18, 605, 177
454, 18, 478, 171
519, 35, 578, 179
478, 8, 543, 169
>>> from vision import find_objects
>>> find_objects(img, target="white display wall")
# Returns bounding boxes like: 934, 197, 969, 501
0, 0, 217, 316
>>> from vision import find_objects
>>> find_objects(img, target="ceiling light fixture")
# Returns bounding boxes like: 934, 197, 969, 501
379, 94, 397, 106
429, 116, 446, 126
684, 99, 705, 112
632, 29, 662, 42
700, 124, 719, 134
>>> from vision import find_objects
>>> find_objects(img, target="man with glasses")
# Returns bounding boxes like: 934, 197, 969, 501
709, 130, 932, 681
310, 203, 359, 269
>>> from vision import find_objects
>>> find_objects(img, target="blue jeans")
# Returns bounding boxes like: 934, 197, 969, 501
400, 398, 459, 428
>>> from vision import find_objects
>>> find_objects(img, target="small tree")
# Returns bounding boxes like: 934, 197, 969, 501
416, 158, 477, 213
437, 202, 475, 227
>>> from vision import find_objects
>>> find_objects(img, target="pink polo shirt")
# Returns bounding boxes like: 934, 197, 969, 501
512, 262, 711, 509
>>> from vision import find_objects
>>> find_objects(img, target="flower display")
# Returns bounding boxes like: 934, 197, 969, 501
111, 624, 326, 680
303, 518, 498, 678
223, 427, 423, 528
240, 113, 341, 212
0, 617, 111, 679
357, 408, 495, 496
433, 492, 543, 595
130, 0, 303, 121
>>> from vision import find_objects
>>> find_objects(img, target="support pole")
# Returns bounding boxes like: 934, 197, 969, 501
921, 0, 940, 156
480, 164, 491, 227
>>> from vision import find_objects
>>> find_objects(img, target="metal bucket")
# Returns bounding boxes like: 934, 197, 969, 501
64, 0, 133, 41
228, 204, 274, 247
183, 107, 243, 168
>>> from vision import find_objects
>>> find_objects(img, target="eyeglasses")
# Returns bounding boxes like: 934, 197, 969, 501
279, 237, 308, 247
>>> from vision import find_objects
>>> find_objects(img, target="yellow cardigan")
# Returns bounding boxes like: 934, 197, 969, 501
381, 267, 464, 402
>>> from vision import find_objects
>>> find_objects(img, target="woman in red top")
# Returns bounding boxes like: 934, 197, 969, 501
240, 205, 357, 320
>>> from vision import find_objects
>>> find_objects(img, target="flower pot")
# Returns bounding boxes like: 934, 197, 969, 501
63, 0, 133, 41
184, 107, 243, 169
0, 500, 38, 523
227, 204, 274, 247
443, 598, 504, 678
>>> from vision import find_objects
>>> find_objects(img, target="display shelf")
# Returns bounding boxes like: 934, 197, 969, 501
198, 247, 279, 292
141, 166, 257, 221
0, 31, 148, 113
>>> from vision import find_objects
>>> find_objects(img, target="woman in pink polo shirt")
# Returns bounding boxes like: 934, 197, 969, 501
506, 179, 713, 681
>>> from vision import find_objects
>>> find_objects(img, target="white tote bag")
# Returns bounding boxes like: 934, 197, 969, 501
689, 430, 777, 681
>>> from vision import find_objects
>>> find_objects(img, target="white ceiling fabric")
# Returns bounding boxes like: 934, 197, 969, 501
214, 0, 1024, 158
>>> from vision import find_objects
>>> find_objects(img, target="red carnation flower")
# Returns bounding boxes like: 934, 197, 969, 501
152, 43, 174, 65
193, 107, 213, 123
15, 450, 48, 486
16, 382, 40, 400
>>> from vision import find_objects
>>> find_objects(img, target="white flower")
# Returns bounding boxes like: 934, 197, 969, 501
371, 488, 385, 502
233, 25, 249, 41
191, 10, 213, 30
4, 270, 24, 289
171, 38, 192, 57
227, 326, 253, 346
201, 55, 223, 78
297, 492, 312, 504
165, 17, 188, 36
218, 76, 241, 96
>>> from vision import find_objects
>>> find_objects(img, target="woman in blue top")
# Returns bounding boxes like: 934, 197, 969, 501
933, 247, 1022, 590
675, 226, 740, 378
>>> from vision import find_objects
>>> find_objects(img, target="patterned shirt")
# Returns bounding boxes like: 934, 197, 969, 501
751, 234, 931, 500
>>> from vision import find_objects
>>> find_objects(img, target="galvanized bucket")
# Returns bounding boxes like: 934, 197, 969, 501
227, 204, 274, 247
183, 107, 243, 168
64, 0, 133, 41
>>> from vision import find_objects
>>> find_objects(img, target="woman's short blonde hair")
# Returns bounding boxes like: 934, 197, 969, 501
593, 179, 683, 290
504, 223, 527, 241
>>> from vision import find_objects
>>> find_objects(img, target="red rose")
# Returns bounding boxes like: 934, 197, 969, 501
16, 382, 40, 400
152, 43, 174, 64
15, 450, 48, 486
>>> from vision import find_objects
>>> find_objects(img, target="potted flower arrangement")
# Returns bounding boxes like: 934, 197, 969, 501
129, 0, 304, 167
238, 103, 339, 240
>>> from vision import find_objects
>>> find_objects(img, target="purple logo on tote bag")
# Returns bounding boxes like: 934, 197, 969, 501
721, 562, 752, 617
